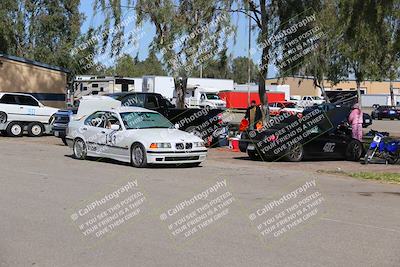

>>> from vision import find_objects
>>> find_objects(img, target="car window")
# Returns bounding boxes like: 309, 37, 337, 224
105, 112, 121, 129
120, 112, 173, 129
145, 95, 158, 109
0, 94, 18, 104
85, 112, 107, 128
285, 103, 296, 108
122, 94, 144, 107
17, 95, 39, 106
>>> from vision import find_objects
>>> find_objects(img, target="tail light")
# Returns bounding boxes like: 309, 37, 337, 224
217, 113, 223, 125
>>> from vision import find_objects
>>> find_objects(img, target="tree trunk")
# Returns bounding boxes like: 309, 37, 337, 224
174, 77, 188, 108
390, 80, 395, 106
259, 0, 269, 122
315, 79, 330, 103
356, 80, 361, 105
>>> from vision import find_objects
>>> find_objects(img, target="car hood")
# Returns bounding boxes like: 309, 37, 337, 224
125, 128, 203, 143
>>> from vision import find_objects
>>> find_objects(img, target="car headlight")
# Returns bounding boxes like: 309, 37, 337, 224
149, 143, 171, 148
194, 141, 205, 147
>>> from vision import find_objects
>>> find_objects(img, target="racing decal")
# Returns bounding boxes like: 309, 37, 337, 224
106, 132, 117, 145
322, 142, 336, 153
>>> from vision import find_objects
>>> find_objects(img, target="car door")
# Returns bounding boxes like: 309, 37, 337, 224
0, 94, 21, 121
305, 130, 347, 159
101, 112, 129, 159
82, 111, 108, 154
15, 95, 42, 122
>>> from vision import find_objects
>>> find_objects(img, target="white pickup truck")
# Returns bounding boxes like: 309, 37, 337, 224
0, 92, 59, 137
297, 95, 325, 107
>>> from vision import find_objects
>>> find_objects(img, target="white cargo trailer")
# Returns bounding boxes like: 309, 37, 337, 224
187, 78, 234, 92
142, 76, 175, 100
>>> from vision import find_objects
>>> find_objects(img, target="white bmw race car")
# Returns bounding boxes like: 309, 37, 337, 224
65, 107, 208, 167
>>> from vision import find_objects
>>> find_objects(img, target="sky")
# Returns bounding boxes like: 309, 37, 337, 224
79, 1, 278, 78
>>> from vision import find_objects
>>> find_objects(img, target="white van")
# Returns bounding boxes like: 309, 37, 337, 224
184, 86, 226, 109
0, 92, 59, 137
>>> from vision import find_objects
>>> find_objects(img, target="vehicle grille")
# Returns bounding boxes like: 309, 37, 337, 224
176, 143, 192, 150
165, 156, 199, 161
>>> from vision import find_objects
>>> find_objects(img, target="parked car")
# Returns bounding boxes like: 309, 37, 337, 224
108, 92, 224, 140
52, 108, 77, 145
267, 101, 303, 116
65, 107, 207, 167
297, 95, 325, 107
303, 103, 372, 128
371, 105, 400, 120
52, 95, 122, 144
239, 114, 363, 162
0, 92, 58, 137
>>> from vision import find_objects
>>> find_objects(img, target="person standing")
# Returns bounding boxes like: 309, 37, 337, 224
348, 103, 363, 141
245, 100, 262, 129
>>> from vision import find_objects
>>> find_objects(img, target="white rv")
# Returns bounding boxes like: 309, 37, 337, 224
185, 86, 226, 109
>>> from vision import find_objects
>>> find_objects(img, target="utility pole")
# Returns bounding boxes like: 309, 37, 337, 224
247, 1, 251, 106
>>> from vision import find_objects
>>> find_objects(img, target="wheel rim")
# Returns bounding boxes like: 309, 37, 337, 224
31, 125, 42, 136
289, 145, 302, 160
11, 125, 22, 135
74, 140, 86, 158
352, 143, 361, 158
132, 146, 143, 165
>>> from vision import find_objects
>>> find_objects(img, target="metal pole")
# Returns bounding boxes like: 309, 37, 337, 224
247, 1, 251, 106
200, 65, 203, 78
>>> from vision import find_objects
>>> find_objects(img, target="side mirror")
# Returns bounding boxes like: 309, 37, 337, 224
174, 124, 180, 129
110, 124, 120, 131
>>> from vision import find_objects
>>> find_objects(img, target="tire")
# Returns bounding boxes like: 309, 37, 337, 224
73, 138, 87, 160
27, 122, 44, 137
248, 150, 261, 161
346, 140, 363, 161
131, 143, 147, 168
387, 152, 400, 165
6, 122, 23, 137
0, 112, 7, 124
284, 144, 304, 162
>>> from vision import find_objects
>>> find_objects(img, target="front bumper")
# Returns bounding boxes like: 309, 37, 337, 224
146, 150, 208, 164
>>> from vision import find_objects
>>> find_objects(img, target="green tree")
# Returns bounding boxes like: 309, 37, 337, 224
336, 0, 388, 103
373, 0, 400, 106
94, 0, 235, 108
114, 52, 166, 77
0, 0, 83, 71
231, 56, 258, 84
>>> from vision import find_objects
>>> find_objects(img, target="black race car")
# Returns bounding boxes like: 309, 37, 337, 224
239, 108, 364, 162
371, 105, 400, 120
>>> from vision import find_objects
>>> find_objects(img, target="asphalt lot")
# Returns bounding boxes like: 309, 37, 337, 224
0, 136, 400, 267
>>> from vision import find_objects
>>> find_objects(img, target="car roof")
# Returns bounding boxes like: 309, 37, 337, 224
0, 92, 35, 97
101, 106, 157, 113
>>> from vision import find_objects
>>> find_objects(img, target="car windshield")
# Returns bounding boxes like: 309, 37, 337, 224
120, 112, 173, 129
312, 96, 323, 100
206, 93, 220, 100
284, 103, 296, 108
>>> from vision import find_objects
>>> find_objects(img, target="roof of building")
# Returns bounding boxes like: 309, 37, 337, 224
0, 53, 70, 73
